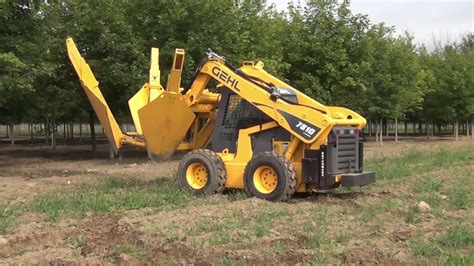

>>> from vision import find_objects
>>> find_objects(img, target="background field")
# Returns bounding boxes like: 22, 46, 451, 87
0, 139, 472, 264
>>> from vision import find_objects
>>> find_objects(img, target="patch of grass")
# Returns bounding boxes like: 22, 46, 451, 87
359, 197, 404, 222
189, 215, 238, 246
447, 187, 472, 210
228, 189, 248, 201
442, 252, 474, 265
27, 177, 194, 221
366, 147, 473, 180
436, 225, 474, 248
253, 209, 289, 238
217, 254, 243, 266
413, 178, 442, 193
270, 240, 291, 255
335, 232, 352, 244
118, 243, 149, 260
188, 209, 290, 248
166, 233, 182, 244
407, 239, 441, 257
209, 232, 231, 246
405, 208, 422, 224
69, 234, 85, 249
301, 209, 330, 249
0, 204, 19, 234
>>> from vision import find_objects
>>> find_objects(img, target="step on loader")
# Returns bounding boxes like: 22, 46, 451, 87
66, 38, 375, 201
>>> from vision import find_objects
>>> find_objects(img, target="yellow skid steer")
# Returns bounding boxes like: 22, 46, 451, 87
67, 38, 375, 201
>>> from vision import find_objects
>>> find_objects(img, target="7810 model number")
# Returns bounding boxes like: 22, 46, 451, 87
296, 121, 316, 137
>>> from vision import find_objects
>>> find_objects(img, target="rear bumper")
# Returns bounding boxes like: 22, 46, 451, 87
340, 172, 375, 187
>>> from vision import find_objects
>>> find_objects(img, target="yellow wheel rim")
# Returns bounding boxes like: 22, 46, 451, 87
186, 162, 208, 189
253, 166, 277, 194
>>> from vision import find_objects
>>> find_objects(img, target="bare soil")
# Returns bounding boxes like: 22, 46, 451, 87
0, 138, 473, 264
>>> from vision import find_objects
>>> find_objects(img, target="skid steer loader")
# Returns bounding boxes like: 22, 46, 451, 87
67, 38, 375, 201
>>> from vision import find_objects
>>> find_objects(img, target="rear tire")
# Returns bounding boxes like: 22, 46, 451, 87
243, 152, 296, 201
177, 149, 227, 195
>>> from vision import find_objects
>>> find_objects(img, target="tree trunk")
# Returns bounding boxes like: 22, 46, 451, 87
51, 114, 56, 150
418, 121, 423, 135
454, 120, 459, 141
89, 111, 97, 152
471, 119, 474, 139
385, 119, 389, 137
79, 123, 83, 142
368, 120, 372, 137
29, 123, 34, 141
395, 117, 398, 142
63, 123, 67, 145
404, 121, 407, 136
425, 121, 431, 139
9, 122, 15, 145
375, 120, 379, 142
379, 118, 383, 146
44, 119, 49, 146
466, 121, 470, 137
70, 122, 74, 140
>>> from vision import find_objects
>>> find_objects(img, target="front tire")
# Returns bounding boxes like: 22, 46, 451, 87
177, 149, 227, 195
243, 152, 296, 201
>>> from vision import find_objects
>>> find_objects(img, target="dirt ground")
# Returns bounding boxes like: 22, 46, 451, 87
0, 138, 473, 264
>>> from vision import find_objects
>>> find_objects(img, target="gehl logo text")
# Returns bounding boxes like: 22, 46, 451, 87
212, 66, 241, 91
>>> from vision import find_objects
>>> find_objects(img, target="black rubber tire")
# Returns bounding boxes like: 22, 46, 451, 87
243, 151, 296, 201
177, 149, 227, 195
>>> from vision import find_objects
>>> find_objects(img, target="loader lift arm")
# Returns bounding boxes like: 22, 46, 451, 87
183, 51, 366, 150
179, 51, 371, 192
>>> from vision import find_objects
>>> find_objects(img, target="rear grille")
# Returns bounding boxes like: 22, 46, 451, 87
336, 133, 357, 173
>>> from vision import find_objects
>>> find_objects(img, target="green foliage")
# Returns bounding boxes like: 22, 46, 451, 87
0, 0, 472, 129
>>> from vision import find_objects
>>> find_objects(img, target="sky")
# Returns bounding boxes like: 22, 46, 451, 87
269, 0, 473, 48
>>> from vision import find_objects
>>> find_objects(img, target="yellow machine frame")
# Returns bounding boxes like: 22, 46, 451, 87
67, 38, 372, 198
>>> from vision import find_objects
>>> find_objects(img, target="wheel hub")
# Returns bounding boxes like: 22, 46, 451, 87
186, 162, 208, 189
253, 166, 277, 194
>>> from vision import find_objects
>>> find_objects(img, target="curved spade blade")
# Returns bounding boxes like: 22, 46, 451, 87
138, 92, 195, 161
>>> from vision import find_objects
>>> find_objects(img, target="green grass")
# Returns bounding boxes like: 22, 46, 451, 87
447, 186, 472, 210
69, 234, 85, 249
405, 208, 422, 224
27, 177, 194, 221
186, 208, 290, 247
217, 254, 244, 266
413, 178, 443, 193
407, 223, 474, 262
117, 243, 150, 260
365, 146, 474, 180
436, 225, 474, 248
301, 209, 330, 249
407, 239, 441, 257
0, 204, 19, 234
227, 189, 248, 201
